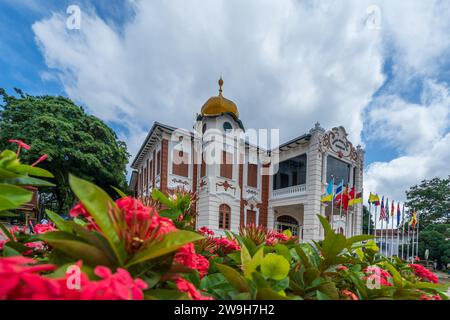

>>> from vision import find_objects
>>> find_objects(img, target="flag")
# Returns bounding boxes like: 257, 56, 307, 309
321, 180, 333, 202
385, 198, 390, 223
333, 180, 344, 205
342, 185, 350, 211
391, 200, 395, 217
349, 188, 362, 206
369, 193, 380, 206
396, 202, 401, 227
334, 180, 344, 199
409, 210, 418, 229
379, 196, 386, 221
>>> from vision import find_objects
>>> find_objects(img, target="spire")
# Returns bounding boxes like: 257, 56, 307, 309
218, 77, 223, 96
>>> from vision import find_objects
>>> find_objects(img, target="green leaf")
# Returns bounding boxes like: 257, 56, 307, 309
0, 184, 32, 211
151, 188, 174, 208
317, 214, 333, 236
215, 263, 251, 293
275, 244, 291, 262
0, 176, 55, 187
0, 223, 13, 240
0, 211, 18, 217
145, 289, 190, 300
316, 290, 332, 300
45, 209, 72, 232
69, 174, 126, 265
13, 164, 54, 178
37, 231, 115, 267
261, 253, 290, 281
126, 230, 203, 267
346, 234, 375, 247
111, 186, 127, 198
256, 287, 289, 300
243, 247, 264, 279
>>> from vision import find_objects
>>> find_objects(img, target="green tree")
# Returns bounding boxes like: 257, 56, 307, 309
362, 205, 375, 234
418, 224, 450, 267
0, 89, 129, 214
405, 177, 450, 230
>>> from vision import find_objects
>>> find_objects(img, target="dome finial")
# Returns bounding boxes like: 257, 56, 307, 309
218, 76, 223, 96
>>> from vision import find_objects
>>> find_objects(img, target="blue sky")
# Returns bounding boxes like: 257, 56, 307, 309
1, 0, 449, 204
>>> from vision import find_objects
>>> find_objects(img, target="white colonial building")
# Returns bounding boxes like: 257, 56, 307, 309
130, 79, 364, 242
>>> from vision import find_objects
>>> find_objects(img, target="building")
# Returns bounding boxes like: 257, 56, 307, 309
130, 78, 365, 242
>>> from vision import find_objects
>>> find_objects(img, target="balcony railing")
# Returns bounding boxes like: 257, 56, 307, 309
271, 184, 306, 199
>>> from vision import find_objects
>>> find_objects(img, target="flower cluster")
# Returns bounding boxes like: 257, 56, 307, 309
175, 277, 213, 300
174, 243, 210, 278
419, 294, 443, 300
265, 230, 290, 246
70, 197, 177, 253
362, 266, 393, 287
340, 289, 359, 300
33, 223, 55, 234
0, 257, 147, 300
198, 227, 240, 255
409, 264, 438, 284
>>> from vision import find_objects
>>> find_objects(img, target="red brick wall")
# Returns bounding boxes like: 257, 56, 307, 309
258, 164, 270, 228
160, 139, 169, 194
192, 140, 198, 213
152, 150, 156, 188
239, 162, 244, 227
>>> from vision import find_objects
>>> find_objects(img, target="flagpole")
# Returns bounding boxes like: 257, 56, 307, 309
401, 205, 405, 260
330, 176, 335, 231
406, 215, 410, 262
411, 221, 415, 263
396, 206, 400, 259
416, 213, 420, 260
391, 203, 394, 259
368, 200, 372, 236
380, 212, 384, 255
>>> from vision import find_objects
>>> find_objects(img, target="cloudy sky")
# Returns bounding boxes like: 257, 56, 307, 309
1, 0, 449, 205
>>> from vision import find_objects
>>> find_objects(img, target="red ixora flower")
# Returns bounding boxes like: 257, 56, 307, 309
8, 139, 30, 155
0, 257, 148, 300
409, 264, 438, 284
33, 223, 55, 234
420, 294, 443, 300
341, 289, 359, 300
174, 243, 210, 278
337, 265, 348, 272
31, 154, 48, 167
362, 266, 393, 287
199, 226, 215, 236
175, 277, 213, 300
69, 197, 177, 253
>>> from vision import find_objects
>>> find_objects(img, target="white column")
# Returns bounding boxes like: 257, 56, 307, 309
303, 129, 324, 241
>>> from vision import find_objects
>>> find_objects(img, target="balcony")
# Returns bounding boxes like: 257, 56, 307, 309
271, 184, 306, 199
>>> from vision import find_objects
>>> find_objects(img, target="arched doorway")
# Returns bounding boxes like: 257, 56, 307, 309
275, 215, 299, 236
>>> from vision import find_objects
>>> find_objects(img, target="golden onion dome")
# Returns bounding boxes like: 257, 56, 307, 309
201, 78, 239, 118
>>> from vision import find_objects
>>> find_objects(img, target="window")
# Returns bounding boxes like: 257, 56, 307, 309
156, 151, 161, 175
219, 204, 231, 229
172, 150, 189, 177
247, 163, 258, 188
220, 151, 233, 179
146, 159, 149, 189
223, 121, 232, 131
246, 210, 256, 226
275, 215, 299, 236
149, 160, 153, 183
201, 153, 206, 177
326, 156, 350, 185
272, 154, 307, 190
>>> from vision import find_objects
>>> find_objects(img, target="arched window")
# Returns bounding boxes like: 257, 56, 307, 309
219, 204, 231, 230
276, 215, 299, 236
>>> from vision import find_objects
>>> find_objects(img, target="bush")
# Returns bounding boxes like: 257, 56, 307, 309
0, 146, 448, 300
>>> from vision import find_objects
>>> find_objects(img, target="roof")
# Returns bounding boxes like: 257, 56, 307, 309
130, 121, 191, 169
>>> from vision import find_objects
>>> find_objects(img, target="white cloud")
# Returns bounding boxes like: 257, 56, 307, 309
31, 0, 450, 195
